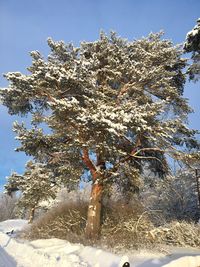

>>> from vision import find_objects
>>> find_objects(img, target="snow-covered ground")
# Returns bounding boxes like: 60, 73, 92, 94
0, 220, 200, 267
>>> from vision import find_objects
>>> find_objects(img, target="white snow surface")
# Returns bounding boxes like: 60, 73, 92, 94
0, 219, 200, 267
0, 219, 27, 233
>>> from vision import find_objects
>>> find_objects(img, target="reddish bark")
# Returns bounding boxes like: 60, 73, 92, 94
82, 148, 103, 239
82, 148, 97, 178
85, 182, 103, 239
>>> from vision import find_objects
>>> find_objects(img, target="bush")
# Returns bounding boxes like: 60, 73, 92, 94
147, 221, 200, 247
101, 200, 154, 250
23, 196, 200, 251
23, 198, 155, 249
24, 200, 88, 243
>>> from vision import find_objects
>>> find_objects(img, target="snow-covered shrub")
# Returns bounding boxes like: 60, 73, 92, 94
23, 197, 154, 249
100, 200, 154, 250
24, 200, 88, 242
147, 221, 200, 247
0, 193, 18, 221
23, 193, 200, 250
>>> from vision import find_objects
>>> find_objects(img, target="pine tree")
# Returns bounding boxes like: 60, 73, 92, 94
5, 161, 56, 223
184, 18, 200, 81
1, 32, 200, 238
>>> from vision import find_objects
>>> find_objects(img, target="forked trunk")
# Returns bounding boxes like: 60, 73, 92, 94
28, 206, 36, 224
85, 182, 103, 239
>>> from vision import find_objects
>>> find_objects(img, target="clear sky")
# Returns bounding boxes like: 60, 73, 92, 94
0, 0, 200, 190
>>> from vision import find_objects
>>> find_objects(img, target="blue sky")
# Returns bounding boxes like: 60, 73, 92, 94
0, 0, 200, 190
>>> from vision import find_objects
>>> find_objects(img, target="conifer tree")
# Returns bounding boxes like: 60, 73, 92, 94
184, 18, 200, 81
5, 161, 56, 223
1, 32, 199, 238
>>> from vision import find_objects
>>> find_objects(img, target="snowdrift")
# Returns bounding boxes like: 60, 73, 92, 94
0, 220, 200, 267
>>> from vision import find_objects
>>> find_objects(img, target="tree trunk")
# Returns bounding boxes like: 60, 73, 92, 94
82, 148, 104, 239
28, 206, 35, 224
85, 182, 103, 239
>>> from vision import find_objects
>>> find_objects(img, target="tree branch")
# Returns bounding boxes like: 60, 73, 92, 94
107, 146, 166, 178
82, 148, 97, 179
132, 147, 164, 156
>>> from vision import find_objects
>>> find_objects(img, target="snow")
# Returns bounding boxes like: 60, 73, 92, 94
0, 220, 200, 267
186, 29, 199, 38
162, 256, 200, 267
0, 219, 28, 233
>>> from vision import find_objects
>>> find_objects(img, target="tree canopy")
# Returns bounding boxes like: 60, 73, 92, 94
1, 32, 198, 179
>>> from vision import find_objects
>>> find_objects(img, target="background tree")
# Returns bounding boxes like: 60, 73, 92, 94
1, 32, 199, 238
0, 193, 18, 222
141, 168, 199, 222
5, 161, 56, 223
184, 18, 200, 81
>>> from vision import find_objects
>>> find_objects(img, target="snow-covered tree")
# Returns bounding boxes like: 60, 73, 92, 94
141, 169, 199, 222
0, 193, 18, 221
184, 18, 200, 81
5, 161, 56, 223
1, 32, 200, 238
4, 172, 22, 196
